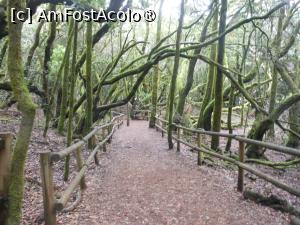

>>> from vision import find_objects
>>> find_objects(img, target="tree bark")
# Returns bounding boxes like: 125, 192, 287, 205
42, 4, 56, 137
6, 0, 37, 223
58, 19, 73, 135
64, 20, 77, 182
268, 8, 284, 138
149, 0, 164, 128
197, 4, 218, 128
167, 0, 185, 149
176, 3, 215, 116
85, 21, 93, 135
0, 39, 8, 68
246, 94, 300, 158
24, 20, 44, 78
211, 0, 228, 150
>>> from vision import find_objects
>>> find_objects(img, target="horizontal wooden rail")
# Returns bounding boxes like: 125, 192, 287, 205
178, 135, 300, 197
154, 116, 300, 198
51, 123, 112, 162
155, 116, 300, 157
55, 123, 119, 211
40, 113, 125, 225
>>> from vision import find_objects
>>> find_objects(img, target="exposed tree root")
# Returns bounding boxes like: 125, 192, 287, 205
229, 154, 300, 169
245, 158, 300, 169
243, 189, 300, 217
62, 190, 82, 213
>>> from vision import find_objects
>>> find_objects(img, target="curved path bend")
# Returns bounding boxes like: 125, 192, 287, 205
62, 120, 288, 225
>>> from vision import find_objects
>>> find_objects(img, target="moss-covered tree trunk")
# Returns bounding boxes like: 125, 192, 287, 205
176, 4, 214, 117
149, 0, 164, 128
268, 8, 284, 138
24, 20, 44, 78
197, 5, 218, 128
58, 20, 74, 135
268, 67, 278, 138
44, 24, 73, 136
225, 85, 234, 152
85, 21, 93, 134
42, 4, 56, 137
286, 54, 300, 148
0, 39, 8, 68
67, 20, 78, 147
287, 102, 300, 148
211, 0, 227, 150
64, 20, 77, 181
6, 0, 37, 224
246, 94, 300, 158
167, 0, 185, 149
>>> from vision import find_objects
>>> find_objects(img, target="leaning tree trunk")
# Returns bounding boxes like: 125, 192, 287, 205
24, 20, 44, 78
286, 54, 300, 148
85, 21, 93, 134
225, 85, 235, 152
198, 60, 259, 131
6, 0, 37, 224
58, 19, 74, 135
176, 3, 215, 116
149, 0, 164, 128
44, 24, 73, 134
167, 0, 185, 149
42, 4, 56, 137
67, 20, 78, 149
211, 0, 228, 150
246, 93, 300, 158
64, 19, 77, 181
268, 8, 284, 138
197, 5, 218, 128
286, 102, 300, 148
0, 39, 8, 68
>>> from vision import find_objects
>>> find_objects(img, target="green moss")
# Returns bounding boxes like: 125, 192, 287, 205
58, 19, 74, 135
6, 0, 36, 224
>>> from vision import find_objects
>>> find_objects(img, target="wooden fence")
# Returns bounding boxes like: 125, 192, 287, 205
152, 115, 300, 198
39, 112, 125, 225
130, 109, 300, 199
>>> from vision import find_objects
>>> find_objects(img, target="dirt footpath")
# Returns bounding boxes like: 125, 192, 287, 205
59, 120, 288, 225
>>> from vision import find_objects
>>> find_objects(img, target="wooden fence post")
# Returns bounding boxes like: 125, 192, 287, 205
177, 127, 180, 152
117, 116, 121, 128
197, 133, 203, 166
40, 151, 56, 225
0, 133, 13, 194
237, 140, 245, 192
0, 133, 13, 224
91, 135, 99, 165
75, 146, 87, 189
102, 128, 107, 152
126, 104, 130, 126
108, 124, 113, 143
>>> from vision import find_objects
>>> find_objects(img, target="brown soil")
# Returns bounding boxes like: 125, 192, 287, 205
60, 120, 289, 225
0, 110, 293, 225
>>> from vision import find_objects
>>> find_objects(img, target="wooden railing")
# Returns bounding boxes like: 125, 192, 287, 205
152, 116, 300, 198
39, 112, 125, 225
